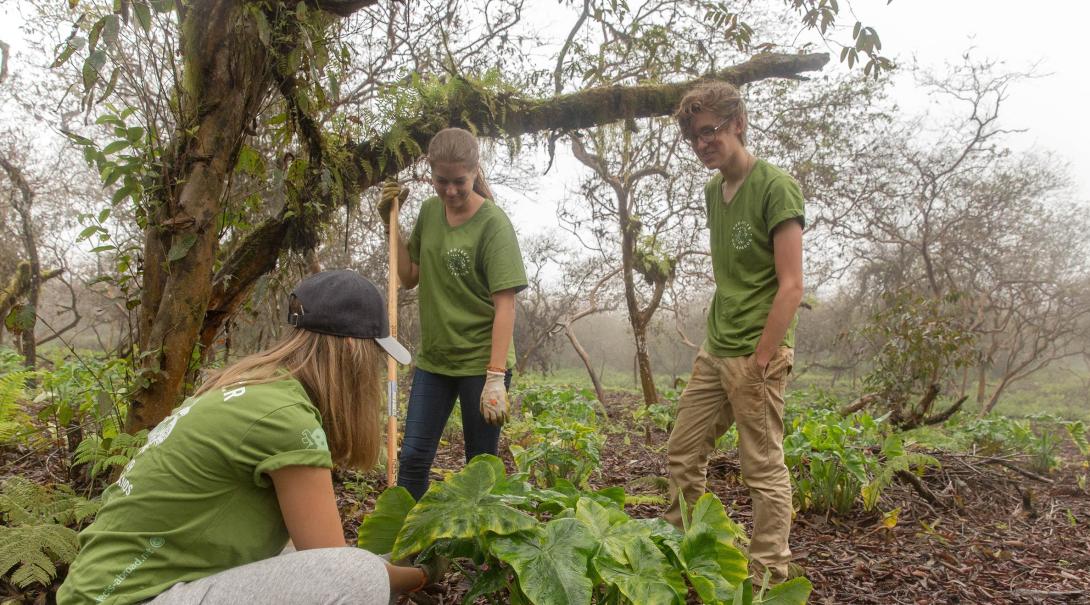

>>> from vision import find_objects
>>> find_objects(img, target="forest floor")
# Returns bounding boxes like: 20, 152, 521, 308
3, 390, 1089, 604
334, 391, 1090, 605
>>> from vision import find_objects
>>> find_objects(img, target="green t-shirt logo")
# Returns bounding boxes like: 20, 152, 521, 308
300, 427, 328, 451
731, 221, 753, 250
444, 248, 472, 277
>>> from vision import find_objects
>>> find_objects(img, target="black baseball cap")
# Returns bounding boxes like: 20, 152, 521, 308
287, 270, 411, 364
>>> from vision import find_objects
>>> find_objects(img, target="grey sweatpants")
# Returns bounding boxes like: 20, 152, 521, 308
148, 547, 390, 604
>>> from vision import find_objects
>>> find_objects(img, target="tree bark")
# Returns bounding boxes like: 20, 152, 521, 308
976, 362, 988, 408
0, 262, 31, 321
922, 395, 967, 426
564, 323, 606, 408
839, 392, 880, 416
568, 134, 671, 440
557, 268, 617, 406
127, 0, 276, 431
0, 154, 40, 371
980, 375, 1012, 416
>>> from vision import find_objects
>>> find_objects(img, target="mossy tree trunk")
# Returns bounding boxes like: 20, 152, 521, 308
0, 154, 41, 371
127, 0, 279, 430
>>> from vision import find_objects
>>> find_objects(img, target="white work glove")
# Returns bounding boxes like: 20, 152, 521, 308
377, 180, 410, 226
479, 370, 509, 426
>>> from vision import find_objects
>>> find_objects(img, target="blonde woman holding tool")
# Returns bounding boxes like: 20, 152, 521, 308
378, 127, 527, 501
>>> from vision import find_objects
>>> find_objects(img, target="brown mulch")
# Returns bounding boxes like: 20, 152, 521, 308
3, 391, 1089, 604
348, 390, 1090, 605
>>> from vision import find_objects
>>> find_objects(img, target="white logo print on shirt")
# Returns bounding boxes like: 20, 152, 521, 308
444, 248, 472, 277
118, 387, 245, 496
731, 222, 753, 251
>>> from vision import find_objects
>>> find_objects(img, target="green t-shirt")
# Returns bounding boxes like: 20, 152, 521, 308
408, 196, 528, 376
57, 379, 333, 605
704, 159, 805, 357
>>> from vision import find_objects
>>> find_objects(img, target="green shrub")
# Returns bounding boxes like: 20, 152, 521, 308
358, 455, 811, 605
508, 385, 605, 489
784, 407, 880, 515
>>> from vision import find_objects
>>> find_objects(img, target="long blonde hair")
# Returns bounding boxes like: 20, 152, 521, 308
196, 328, 384, 470
428, 127, 494, 200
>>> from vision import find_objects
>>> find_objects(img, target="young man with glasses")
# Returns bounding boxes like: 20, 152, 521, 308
666, 81, 805, 585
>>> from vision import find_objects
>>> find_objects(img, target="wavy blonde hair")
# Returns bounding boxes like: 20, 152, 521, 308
675, 81, 748, 145
428, 127, 495, 200
195, 328, 384, 470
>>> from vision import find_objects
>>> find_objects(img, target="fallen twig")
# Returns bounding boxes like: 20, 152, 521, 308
971, 455, 1055, 484
895, 470, 943, 507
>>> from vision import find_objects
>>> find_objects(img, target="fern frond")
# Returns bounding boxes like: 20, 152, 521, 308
73, 434, 105, 467
44, 485, 100, 527
1065, 421, 1089, 458
862, 452, 940, 512
0, 370, 34, 407
0, 420, 22, 442
0, 476, 45, 525
0, 476, 102, 526
0, 524, 79, 588
71, 498, 102, 525
73, 430, 148, 480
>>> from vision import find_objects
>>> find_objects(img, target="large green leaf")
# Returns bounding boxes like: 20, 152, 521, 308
595, 536, 687, 605
4, 306, 35, 332
356, 487, 415, 554
527, 479, 624, 514
462, 559, 509, 604
690, 493, 747, 544
392, 456, 536, 559
491, 518, 596, 605
733, 578, 754, 605
594, 486, 626, 508
639, 516, 684, 542
575, 498, 651, 563
680, 527, 749, 603
758, 577, 812, 605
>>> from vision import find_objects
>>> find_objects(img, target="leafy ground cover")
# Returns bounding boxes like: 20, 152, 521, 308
3, 374, 1089, 603
337, 387, 1090, 604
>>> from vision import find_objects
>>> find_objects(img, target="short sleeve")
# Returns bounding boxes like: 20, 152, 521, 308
764, 176, 805, 235
481, 211, 528, 294
408, 213, 423, 265
243, 403, 334, 488
703, 177, 720, 228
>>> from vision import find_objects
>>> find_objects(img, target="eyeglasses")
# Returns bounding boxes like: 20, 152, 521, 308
687, 118, 731, 146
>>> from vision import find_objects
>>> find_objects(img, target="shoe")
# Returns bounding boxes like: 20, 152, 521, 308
750, 560, 805, 587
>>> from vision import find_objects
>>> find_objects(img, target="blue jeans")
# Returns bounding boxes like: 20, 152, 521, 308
396, 368, 511, 500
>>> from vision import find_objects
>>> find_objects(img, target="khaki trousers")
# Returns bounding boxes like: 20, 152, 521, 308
665, 346, 794, 579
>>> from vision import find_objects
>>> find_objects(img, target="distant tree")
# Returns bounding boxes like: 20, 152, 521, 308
822, 57, 1090, 415
514, 234, 582, 374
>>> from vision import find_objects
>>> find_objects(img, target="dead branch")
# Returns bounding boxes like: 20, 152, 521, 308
913, 383, 941, 420
840, 392, 880, 416
894, 470, 943, 507
922, 395, 968, 425
964, 454, 1054, 484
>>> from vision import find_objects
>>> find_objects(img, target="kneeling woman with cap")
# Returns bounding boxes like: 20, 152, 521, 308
58, 270, 439, 605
